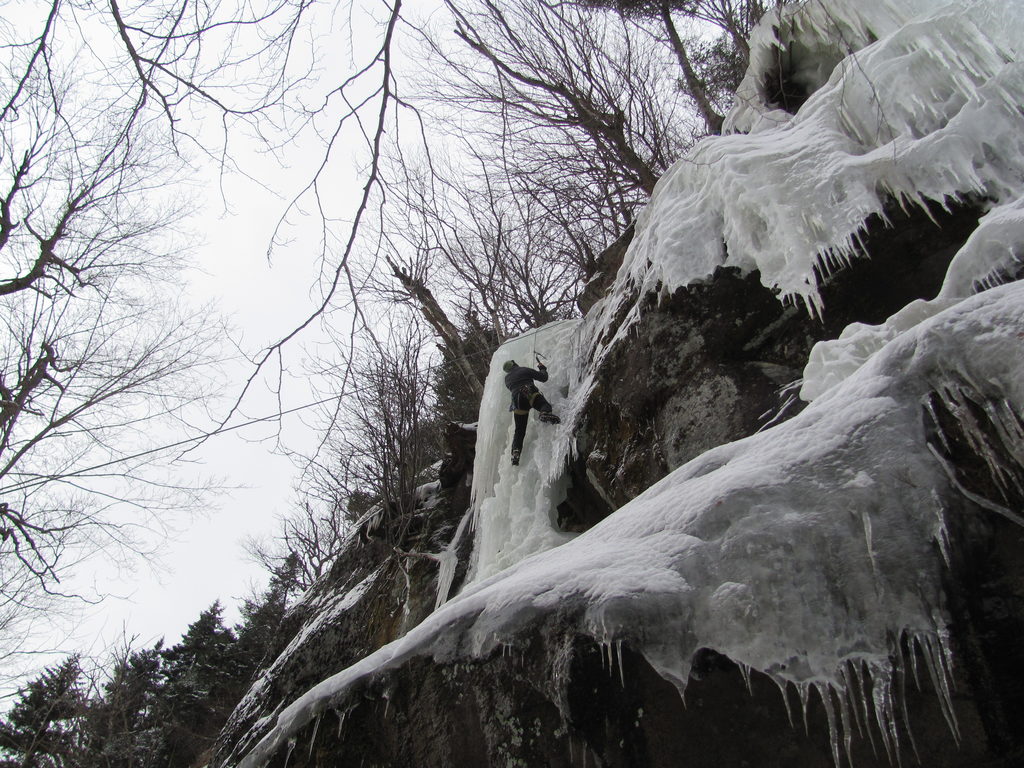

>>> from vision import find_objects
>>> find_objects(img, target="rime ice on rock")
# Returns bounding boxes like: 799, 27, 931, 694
804, 196, 1024, 400
564, 0, 1021, 428
587, 0, 1024, 401
239, 283, 1024, 768
233, 1, 1024, 765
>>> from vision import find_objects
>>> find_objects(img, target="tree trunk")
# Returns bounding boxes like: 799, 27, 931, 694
661, 4, 725, 136
386, 259, 486, 400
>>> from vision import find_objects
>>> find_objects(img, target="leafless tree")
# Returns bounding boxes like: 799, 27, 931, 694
0, 0, 312, 670
0, 0, 412, 426
415, 0, 693, 199
299, 316, 441, 550
578, 0, 788, 134
353, 0, 690, 382
372, 151, 588, 346
244, 500, 350, 592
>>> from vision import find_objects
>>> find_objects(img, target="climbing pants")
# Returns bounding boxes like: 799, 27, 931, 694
510, 387, 552, 456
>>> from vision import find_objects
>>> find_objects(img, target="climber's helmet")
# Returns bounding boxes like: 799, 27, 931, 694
502, 360, 516, 373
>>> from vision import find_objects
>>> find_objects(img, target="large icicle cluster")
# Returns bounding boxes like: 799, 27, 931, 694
628, 0, 1023, 309
589, 0, 1023, 342
238, 282, 1024, 768
803, 194, 1024, 399
561, 0, 1024, 441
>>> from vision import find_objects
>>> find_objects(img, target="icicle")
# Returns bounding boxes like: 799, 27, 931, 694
851, 228, 869, 258
850, 660, 879, 759
918, 632, 960, 743
860, 509, 882, 596
434, 550, 458, 610
399, 565, 412, 626
907, 635, 923, 691
870, 667, 898, 766
309, 713, 322, 759
774, 677, 796, 729
931, 489, 952, 568
840, 662, 864, 738
893, 645, 918, 766
336, 708, 347, 738
807, 291, 825, 322
615, 640, 625, 689
798, 682, 812, 735
835, 676, 855, 768
282, 738, 296, 768
921, 395, 953, 455
934, 620, 959, 684
738, 662, 753, 695
814, 682, 843, 768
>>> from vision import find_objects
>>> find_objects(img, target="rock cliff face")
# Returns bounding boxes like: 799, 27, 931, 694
212, 192, 1023, 768
565, 197, 985, 517
219, 232, 1024, 763
212, 424, 477, 767
218, 580, 1023, 768
213, 0, 1024, 763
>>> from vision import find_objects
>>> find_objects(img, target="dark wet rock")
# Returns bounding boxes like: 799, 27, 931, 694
211, 196, 1024, 768
566, 195, 986, 515
218, 445, 1024, 767
212, 424, 476, 768
226, 582, 1018, 768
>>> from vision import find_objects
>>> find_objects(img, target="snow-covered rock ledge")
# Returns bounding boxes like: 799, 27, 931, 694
218, 0, 1024, 764
580, 0, 1024, 398
235, 281, 1024, 767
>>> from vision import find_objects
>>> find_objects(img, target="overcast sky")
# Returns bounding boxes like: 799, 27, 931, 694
1, 0, 442, 689
64, 80, 356, 670
70, 153, 332, 656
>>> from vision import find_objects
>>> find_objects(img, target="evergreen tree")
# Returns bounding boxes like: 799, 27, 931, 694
235, 552, 301, 674
3, 589, 304, 768
153, 602, 243, 767
0, 583, 312, 768
82, 645, 165, 768
0, 656, 85, 768
80, 598, 270, 768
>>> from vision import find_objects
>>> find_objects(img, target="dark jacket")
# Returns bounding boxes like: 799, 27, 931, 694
504, 365, 548, 412
504, 364, 548, 392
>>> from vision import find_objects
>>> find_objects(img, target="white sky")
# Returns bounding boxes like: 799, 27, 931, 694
71, 157, 333, 656
26, 0, 384, 667
0, 195, 322, 696
69, 0, 449, 661
0, 0, 460, 696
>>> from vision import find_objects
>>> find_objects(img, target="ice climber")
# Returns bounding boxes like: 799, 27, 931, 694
503, 358, 560, 466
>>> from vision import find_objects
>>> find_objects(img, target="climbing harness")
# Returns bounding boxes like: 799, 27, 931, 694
511, 384, 541, 415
